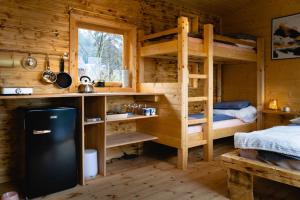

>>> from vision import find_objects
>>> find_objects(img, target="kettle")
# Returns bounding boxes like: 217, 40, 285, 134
78, 76, 94, 93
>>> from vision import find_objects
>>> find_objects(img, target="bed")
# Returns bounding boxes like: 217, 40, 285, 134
221, 125, 300, 200
187, 103, 257, 147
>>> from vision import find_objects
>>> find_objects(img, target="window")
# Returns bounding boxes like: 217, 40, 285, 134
70, 14, 137, 91
78, 29, 123, 82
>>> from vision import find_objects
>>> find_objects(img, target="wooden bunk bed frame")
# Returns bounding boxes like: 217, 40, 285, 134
137, 16, 265, 169
221, 151, 300, 200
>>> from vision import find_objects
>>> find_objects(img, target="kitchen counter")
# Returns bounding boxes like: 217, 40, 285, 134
0, 92, 163, 100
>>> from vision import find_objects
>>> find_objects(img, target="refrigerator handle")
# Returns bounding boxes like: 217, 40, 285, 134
33, 130, 51, 135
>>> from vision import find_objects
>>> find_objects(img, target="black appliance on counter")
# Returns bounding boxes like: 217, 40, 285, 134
24, 107, 78, 198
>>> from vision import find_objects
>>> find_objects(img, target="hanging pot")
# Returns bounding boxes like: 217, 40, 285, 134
41, 55, 57, 83
22, 53, 37, 70
56, 57, 72, 89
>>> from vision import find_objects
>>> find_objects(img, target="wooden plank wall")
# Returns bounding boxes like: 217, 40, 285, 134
221, 0, 300, 128
0, 0, 221, 183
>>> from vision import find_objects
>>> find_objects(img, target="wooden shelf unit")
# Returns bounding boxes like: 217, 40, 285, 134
106, 132, 158, 148
84, 121, 105, 125
262, 109, 300, 116
83, 94, 160, 184
106, 114, 158, 122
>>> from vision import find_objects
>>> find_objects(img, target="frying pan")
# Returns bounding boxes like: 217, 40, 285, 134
56, 57, 72, 88
42, 55, 57, 83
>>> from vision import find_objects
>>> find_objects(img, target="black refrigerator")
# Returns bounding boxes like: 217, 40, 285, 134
24, 107, 78, 198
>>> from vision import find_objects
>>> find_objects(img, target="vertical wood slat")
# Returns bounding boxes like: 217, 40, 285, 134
191, 63, 199, 88
99, 96, 107, 176
203, 24, 214, 161
256, 38, 265, 130
80, 96, 85, 185
137, 30, 145, 85
217, 64, 222, 102
177, 16, 189, 170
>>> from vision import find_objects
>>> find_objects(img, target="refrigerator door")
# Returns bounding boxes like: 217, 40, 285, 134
25, 107, 77, 198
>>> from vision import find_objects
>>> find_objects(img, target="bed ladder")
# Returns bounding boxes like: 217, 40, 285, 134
178, 17, 214, 169
187, 24, 214, 161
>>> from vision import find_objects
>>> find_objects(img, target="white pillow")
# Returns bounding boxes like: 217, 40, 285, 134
290, 117, 300, 124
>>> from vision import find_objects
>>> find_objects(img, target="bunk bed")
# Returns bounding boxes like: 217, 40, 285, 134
137, 16, 264, 169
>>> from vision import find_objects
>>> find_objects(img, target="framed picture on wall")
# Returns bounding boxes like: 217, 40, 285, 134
272, 13, 300, 60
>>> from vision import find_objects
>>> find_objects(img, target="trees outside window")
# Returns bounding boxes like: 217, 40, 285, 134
78, 28, 123, 82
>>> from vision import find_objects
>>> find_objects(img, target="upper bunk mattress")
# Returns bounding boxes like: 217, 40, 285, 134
235, 126, 300, 158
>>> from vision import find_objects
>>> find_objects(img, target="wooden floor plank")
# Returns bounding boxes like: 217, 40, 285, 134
1, 138, 300, 200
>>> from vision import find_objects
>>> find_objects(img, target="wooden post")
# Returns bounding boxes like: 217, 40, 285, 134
256, 38, 265, 130
177, 16, 189, 170
79, 96, 85, 185
191, 63, 199, 88
217, 64, 222, 102
191, 15, 199, 34
203, 24, 214, 161
227, 169, 254, 200
137, 30, 145, 87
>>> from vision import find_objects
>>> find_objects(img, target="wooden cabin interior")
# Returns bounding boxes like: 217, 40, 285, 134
1, 0, 300, 199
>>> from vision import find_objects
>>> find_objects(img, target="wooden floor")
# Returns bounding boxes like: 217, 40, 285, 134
2, 138, 300, 200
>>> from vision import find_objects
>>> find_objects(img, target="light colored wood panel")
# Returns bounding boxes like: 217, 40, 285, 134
106, 132, 158, 148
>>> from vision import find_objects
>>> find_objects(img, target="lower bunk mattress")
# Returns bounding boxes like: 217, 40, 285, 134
188, 118, 247, 134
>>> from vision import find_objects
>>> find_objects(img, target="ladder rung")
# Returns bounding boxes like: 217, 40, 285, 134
188, 96, 208, 102
189, 74, 207, 79
188, 118, 207, 125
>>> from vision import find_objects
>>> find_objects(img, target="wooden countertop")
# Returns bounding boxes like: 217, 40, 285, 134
262, 109, 300, 116
0, 92, 164, 100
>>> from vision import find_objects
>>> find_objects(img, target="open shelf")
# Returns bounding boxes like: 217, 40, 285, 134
84, 121, 104, 126
106, 132, 158, 149
106, 114, 158, 122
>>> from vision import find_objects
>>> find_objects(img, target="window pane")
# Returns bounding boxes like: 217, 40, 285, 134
78, 28, 123, 82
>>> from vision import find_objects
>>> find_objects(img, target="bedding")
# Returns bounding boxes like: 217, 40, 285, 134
290, 117, 300, 124
235, 126, 300, 158
148, 33, 255, 49
239, 149, 300, 171
214, 106, 257, 123
188, 119, 246, 134
213, 100, 251, 110
188, 113, 235, 122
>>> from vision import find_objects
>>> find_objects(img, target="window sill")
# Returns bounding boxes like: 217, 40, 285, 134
93, 87, 135, 93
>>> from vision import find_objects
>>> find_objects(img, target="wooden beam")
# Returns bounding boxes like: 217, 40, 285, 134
227, 169, 254, 200
191, 16, 199, 34
256, 38, 265, 130
188, 96, 207, 102
214, 34, 256, 48
140, 40, 177, 57
203, 24, 214, 161
217, 64, 222, 102
141, 28, 178, 41
177, 16, 189, 170
188, 118, 207, 125
137, 30, 145, 84
189, 74, 207, 79
190, 63, 199, 88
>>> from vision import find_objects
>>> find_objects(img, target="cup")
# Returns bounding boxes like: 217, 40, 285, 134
282, 106, 291, 113
149, 108, 156, 115
143, 108, 151, 116
1, 192, 19, 200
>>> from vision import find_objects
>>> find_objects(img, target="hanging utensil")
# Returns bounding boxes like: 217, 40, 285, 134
22, 53, 37, 70
55, 57, 72, 89
41, 55, 57, 83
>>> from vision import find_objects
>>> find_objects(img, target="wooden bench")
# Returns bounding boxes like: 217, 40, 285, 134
221, 150, 300, 200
